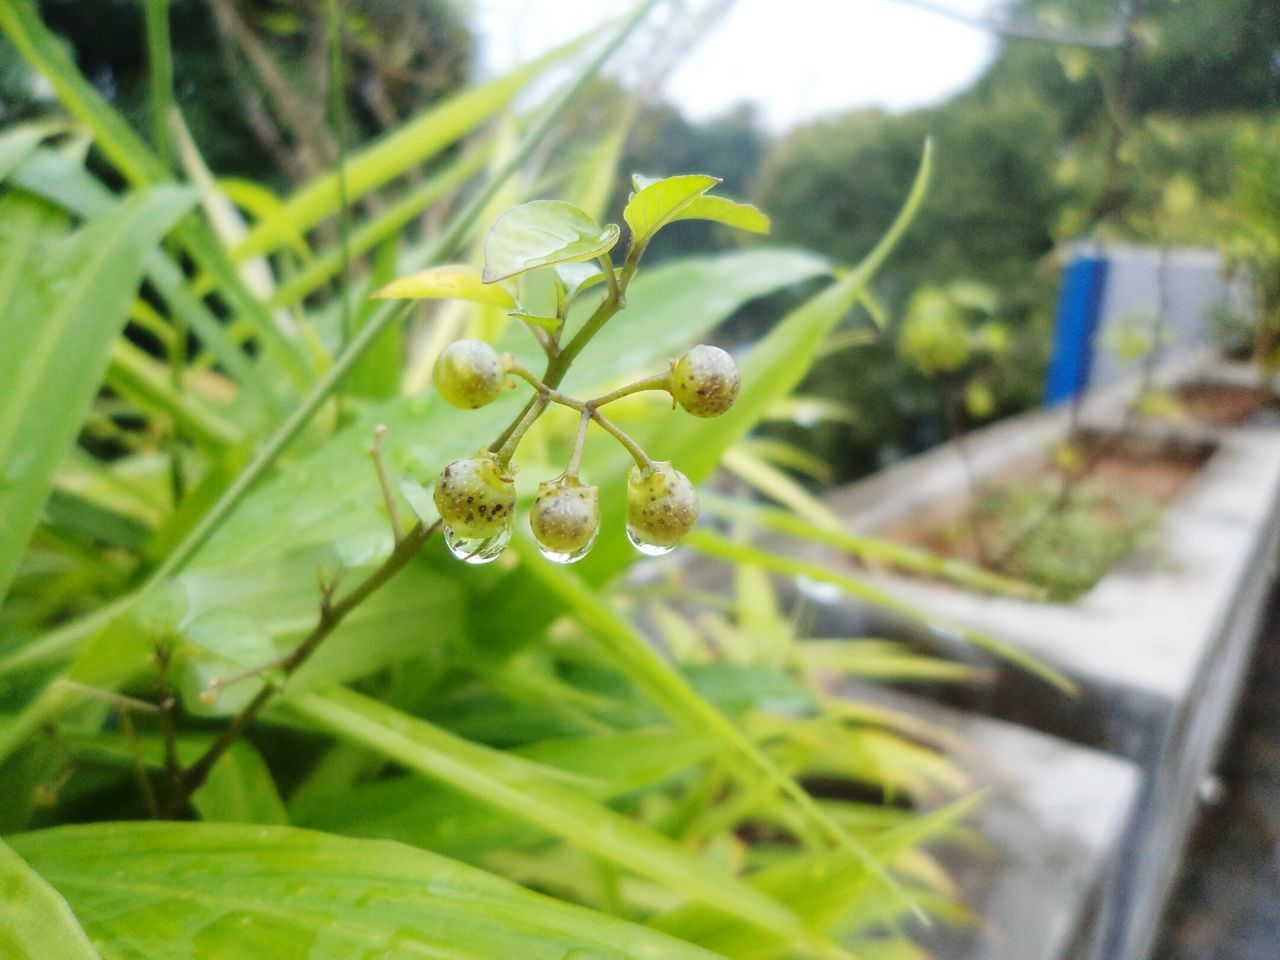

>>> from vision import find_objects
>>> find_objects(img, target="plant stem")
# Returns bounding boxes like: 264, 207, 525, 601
494, 394, 550, 468
163, 517, 441, 815
590, 410, 653, 471
565, 409, 591, 478
598, 252, 621, 303
589, 371, 671, 408
369, 425, 404, 541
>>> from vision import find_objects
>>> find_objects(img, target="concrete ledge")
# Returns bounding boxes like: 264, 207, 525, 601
796, 355, 1280, 960
844, 687, 1142, 960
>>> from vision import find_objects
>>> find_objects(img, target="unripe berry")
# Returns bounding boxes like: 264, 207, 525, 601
671, 345, 739, 418
433, 452, 515, 539
625, 461, 698, 555
530, 476, 599, 562
433, 339, 504, 409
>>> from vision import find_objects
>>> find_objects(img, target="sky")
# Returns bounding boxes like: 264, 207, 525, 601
472, 0, 1004, 132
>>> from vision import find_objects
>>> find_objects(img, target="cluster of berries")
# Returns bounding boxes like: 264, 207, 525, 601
430, 339, 739, 564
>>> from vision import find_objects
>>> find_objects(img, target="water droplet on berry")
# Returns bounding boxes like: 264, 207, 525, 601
444, 524, 511, 564
626, 524, 676, 557
537, 528, 598, 564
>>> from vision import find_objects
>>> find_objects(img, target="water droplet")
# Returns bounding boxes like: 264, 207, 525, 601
537, 529, 598, 565
626, 524, 676, 557
444, 524, 511, 564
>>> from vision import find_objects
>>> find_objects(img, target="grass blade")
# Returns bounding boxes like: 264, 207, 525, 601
683, 528, 1076, 693
0, 185, 195, 603
288, 687, 836, 950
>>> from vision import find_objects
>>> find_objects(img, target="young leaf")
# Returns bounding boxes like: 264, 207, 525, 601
678, 194, 771, 233
11, 822, 721, 960
623, 173, 719, 250
372, 264, 516, 307
482, 200, 620, 283
0, 837, 99, 960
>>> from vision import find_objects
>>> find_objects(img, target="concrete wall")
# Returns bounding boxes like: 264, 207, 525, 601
1078, 244, 1250, 391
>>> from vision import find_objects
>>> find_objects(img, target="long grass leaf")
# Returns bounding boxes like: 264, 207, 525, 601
683, 529, 1075, 692
11, 822, 723, 960
287, 687, 833, 950
699, 493, 1043, 598
0, 185, 195, 603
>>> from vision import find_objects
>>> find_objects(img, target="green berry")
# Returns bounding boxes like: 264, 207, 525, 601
433, 452, 515, 538
433, 339, 504, 409
672, 345, 739, 418
626, 461, 698, 552
530, 476, 600, 560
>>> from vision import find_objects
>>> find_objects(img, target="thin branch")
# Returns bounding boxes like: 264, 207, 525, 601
565, 409, 591, 478
54, 679, 160, 714
494, 394, 551, 468
598, 253, 621, 304
118, 705, 159, 819
163, 517, 442, 816
369, 425, 405, 541
589, 371, 671, 409
154, 643, 181, 782
591, 409, 654, 472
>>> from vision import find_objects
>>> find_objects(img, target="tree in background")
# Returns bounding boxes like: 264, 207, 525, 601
754, 0, 1280, 481
0, 0, 472, 183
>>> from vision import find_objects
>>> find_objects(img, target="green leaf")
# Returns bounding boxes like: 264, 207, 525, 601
0, 837, 99, 960
292, 730, 719, 858
677, 194, 771, 233
195, 741, 289, 825
11, 822, 721, 960
372, 263, 516, 307
623, 174, 719, 249
482, 200, 620, 283
0, 184, 195, 605
288, 687, 828, 949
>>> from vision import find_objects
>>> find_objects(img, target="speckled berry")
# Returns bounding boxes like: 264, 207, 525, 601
530, 476, 600, 562
625, 461, 698, 554
433, 452, 515, 538
433, 339, 504, 409
671, 345, 739, 418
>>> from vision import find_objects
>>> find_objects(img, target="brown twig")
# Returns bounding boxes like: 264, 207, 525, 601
163, 516, 442, 816
154, 642, 181, 783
